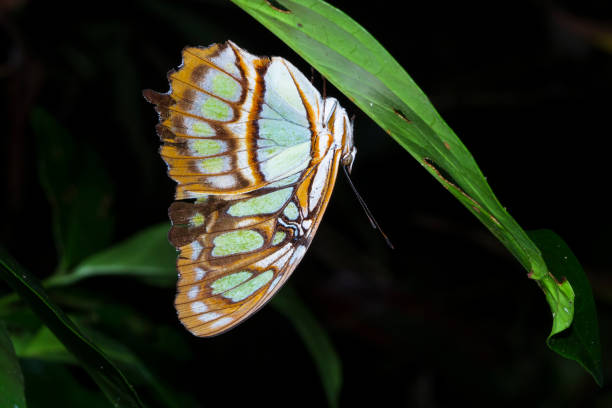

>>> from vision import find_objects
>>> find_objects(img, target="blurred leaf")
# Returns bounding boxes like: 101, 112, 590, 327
30, 107, 114, 273
80, 301, 193, 363
20, 360, 110, 408
0, 308, 42, 331
13, 325, 75, 364
48, 223, 175, 287
0, 246, 145, 408
529, 229, 603, 386
552, 8, 612, 54
10, 315, 195, 408
271, 286, 342, 408
0, 321, 27, 408
231, 0, 577, 351
80, 326, 197, 408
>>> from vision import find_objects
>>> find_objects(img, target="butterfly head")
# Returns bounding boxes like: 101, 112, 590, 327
339, 105, 357, 174
342, 145, 357, 174
323, 96, 356, 173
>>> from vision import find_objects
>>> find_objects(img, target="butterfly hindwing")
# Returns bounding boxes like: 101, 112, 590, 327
169, 143, 346, 336
145, 41, 355, 336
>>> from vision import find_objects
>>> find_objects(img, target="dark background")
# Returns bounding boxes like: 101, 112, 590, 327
2, 0, 611, 406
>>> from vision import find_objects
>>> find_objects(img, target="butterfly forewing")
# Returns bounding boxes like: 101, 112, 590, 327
145, 41, 353, 336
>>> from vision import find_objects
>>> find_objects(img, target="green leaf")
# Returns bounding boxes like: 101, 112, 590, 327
0, 246, 145, 408
13, 325, 75, 364
30, 107, 114, 273
271, 286, 342, 408
21, 360, 110, 408
528, 229, 603, 386
231, 0, 577, 351
12, 319, 194, 408
0, 321, 27, 408
79, 325, 195, 408
48, 223, 176, 287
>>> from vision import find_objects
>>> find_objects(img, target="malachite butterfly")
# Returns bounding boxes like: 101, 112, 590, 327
144, 41, 355, 337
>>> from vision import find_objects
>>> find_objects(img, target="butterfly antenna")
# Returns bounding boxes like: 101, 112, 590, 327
322, 74, 327, 99
342, 165, 394, 249
321, 75, 327, 124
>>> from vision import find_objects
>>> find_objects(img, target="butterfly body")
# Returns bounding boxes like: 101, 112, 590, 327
144, 41, 354, 336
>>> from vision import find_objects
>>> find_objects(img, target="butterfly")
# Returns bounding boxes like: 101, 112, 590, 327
144, 40, 355, 337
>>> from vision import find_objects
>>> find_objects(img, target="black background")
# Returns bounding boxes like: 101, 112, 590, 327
2, 0, 611, 406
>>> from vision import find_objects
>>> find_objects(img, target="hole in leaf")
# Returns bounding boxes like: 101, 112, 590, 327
423, 158, 458, 186
393, 108, 411, 123
266, 0, 291, 13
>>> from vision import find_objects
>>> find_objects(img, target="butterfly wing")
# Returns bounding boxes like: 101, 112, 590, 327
145, 41, 353, 336
170, 147, 344, 336
144, 41, 322, 199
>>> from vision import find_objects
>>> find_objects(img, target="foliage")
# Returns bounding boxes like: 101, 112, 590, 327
0, 0, 607, 406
